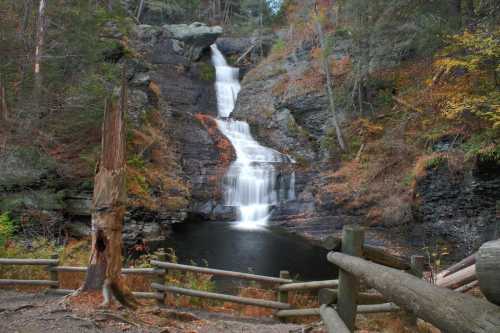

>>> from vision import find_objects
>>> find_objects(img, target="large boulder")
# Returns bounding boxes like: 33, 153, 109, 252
162, 22, 223, 60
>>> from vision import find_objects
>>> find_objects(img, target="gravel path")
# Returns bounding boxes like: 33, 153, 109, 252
0, 290, 306, 333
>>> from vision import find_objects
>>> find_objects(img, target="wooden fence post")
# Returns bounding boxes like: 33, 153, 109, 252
337, 225, 364, 331
277, 270, 290, 321
410, 255, 425, 278
48, 253, 59, 289
278, 271, 290, 303
154, 249, 167, 306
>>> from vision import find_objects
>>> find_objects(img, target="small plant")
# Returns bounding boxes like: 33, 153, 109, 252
423, 243, 449, 284
271, 38, 286, 54
0, 212, 15, 248
199, 63, 215, 81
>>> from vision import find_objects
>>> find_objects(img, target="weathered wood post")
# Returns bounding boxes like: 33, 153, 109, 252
337, 225, 364, 331
154, 249, 167, 306
408, 255, 425, 324
278, 271, 290, 303
476, 239, 500, 305
48, 253, 59, 290
410, 255, 425, 278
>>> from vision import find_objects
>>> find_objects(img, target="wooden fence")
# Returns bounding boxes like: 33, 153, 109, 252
1, 226, 499, 332
319, 226, 500, 333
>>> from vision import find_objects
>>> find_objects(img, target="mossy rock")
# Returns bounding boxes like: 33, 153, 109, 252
0, 190, 65, 212
0, 147, 57, 190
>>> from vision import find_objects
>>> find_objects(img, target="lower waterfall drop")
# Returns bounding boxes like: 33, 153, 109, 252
210, 44, 295, 229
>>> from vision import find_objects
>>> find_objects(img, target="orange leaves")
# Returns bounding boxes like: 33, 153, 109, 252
331, 55, 352, 77
353, 118, 384, 140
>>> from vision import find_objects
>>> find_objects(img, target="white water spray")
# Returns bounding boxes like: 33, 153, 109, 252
211, 44, 294, 229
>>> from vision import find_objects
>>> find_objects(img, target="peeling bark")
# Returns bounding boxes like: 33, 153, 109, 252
81, 66, 137, 309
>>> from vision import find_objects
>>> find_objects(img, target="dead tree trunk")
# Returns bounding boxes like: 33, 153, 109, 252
312, 2, 346, 151
0, 79, 7, 123
34, 0, 47, 104
136, 0, 145, 22
81, 66, 137, 308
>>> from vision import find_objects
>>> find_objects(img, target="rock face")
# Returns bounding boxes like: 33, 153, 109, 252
411, 158, 500, 259
232, 38, 351, 232
135, 23, 223, 62
131, 22, 235, 223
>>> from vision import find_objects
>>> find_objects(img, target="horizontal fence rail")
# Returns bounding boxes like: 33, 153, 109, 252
0, 259, 58, 265
278, 279, 338, 291
150, 260, 293, 284
50, 266, 165, 275
151, 283, 291, 309
0, 279, 58, 286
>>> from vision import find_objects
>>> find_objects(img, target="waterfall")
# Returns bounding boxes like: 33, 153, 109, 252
211, 44, 295, 229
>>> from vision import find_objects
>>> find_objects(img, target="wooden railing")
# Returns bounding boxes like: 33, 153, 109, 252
319, 226, 500, 333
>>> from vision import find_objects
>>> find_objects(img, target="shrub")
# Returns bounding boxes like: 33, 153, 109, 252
199, 62, 215, 82
0, 212, 15, 248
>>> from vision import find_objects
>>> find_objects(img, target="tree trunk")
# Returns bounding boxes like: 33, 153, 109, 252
0, 79, 7, 123
312, 2, 346, 151
328, 252, 500, 333
81, 66, 137, 308
34, 0, 47, 105
136, 0, 145, 22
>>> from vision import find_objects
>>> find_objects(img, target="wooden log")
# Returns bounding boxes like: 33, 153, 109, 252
0, 279, 58, 286
278, 279, 338, 291
337, 225, 364, 331
318, 288, 386, 305
328, 252, 500, 333
477, 239, 500, 305
276, 302, 399, 318
436, 252, 476, 281
454, 280, 479, 293
319, 305, 350, 333
151, 283, 291, 309
320, 236, 410, 270
0, 259, 58, 265
150, 261, 292, 284
357, 303, 400, 314
50, 266, 165, 275
276, 308, 320, 317
436, 265, 476, 289
46, 288, 74, 295
132, 291, 164, 300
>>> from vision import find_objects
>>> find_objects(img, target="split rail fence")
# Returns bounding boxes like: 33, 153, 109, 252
1, 226, 499, 332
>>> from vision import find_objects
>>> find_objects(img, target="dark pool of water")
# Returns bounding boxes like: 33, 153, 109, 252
164, 220, 337, 290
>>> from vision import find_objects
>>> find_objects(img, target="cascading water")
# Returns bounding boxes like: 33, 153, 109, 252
210, 44, 295, 229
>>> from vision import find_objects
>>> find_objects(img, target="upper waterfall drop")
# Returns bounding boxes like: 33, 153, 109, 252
210, 44, 295, 229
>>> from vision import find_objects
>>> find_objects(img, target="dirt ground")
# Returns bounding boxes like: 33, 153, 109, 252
0, 290, 307, 333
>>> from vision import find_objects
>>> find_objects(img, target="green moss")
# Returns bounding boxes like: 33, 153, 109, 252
461, 130, 500, 162
199, 63, 215, 81
425, 155, 447, 169
271, 38, 286, 53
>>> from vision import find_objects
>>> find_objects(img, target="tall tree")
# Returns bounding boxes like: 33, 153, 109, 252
33, 0, 47, 104
312, 0, 346, 151
80, 66, 137, 308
